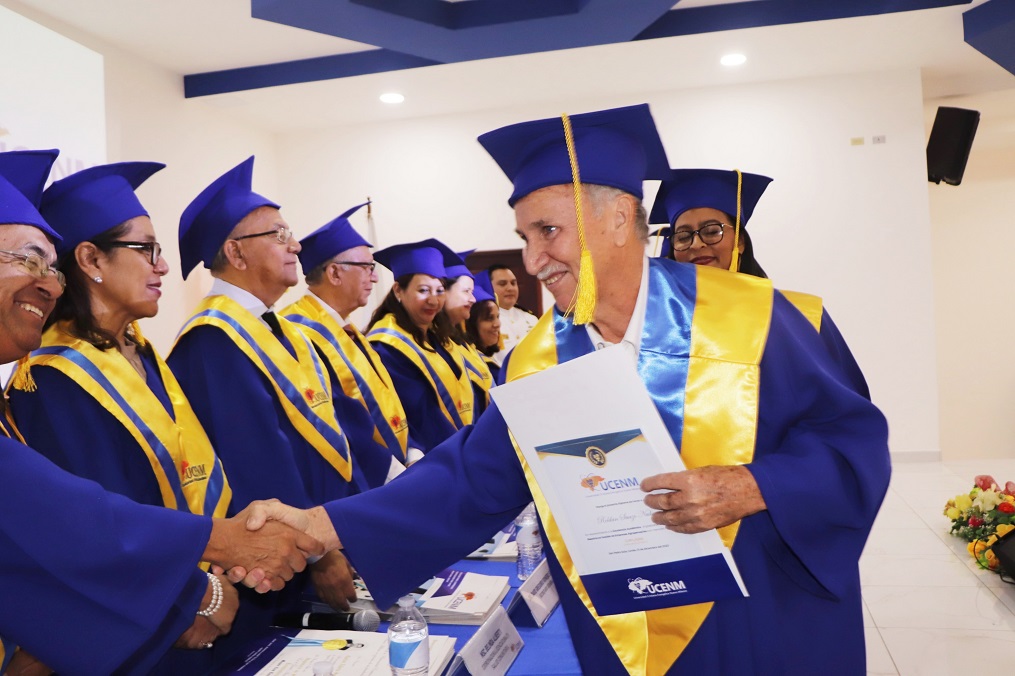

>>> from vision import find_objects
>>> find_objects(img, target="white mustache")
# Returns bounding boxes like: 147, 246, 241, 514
536, 265, 568, 282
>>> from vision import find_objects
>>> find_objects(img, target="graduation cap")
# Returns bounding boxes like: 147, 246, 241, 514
0, 149, 62, 241
373, 238, 456, 280
444, 249, 475, 279
648, 168, 773, 272
178, 156, 280, 279
297, 201, 372, 273
477, 103, 669, 324
472, 269, 496, 304
40, 161, 165, 258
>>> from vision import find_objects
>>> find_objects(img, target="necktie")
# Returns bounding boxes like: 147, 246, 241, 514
262, 311, 284, 339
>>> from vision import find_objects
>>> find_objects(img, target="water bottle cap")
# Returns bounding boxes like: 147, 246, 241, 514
397, 595, 416, 608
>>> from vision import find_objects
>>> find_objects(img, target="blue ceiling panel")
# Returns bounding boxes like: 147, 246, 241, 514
251, 0, 675, 63
638, 0, 971, 40
964, 0, 1015, 77
349, 0, 592, 30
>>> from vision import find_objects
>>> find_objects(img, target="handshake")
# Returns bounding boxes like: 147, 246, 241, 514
203, 499, 341, 593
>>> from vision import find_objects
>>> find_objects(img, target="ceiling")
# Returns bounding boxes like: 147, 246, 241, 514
5, 0, 1015, 132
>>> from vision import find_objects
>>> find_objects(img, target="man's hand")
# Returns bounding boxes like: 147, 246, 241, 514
6, 650, 52, 676
203, 505, 324, 592
309, 550, 358, 611
641, 465, 766, 534
243, 500, 341, 550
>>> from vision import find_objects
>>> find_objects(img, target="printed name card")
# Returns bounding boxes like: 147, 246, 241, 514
507, 558, 559, 628
447, 606, 523, 676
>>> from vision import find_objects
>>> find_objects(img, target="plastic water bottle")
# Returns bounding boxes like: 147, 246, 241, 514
388, 595, 429, 676
515, 502, 542, 580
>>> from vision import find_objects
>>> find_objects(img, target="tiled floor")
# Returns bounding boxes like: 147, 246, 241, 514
863, 458, 1015, 675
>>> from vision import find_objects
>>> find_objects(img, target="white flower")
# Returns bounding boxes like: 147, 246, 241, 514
974, 490, 1003, 512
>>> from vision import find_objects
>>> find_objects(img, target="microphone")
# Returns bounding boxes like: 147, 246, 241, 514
272, 610, 381, 632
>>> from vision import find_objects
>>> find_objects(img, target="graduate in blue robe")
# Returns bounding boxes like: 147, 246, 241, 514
366, 240, 477, 453
650, 167, 870, 399
252, 105, 891, 675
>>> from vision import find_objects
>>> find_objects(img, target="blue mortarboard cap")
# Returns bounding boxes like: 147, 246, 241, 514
478, 104, 670, 206
179, 156, 280, 279
649, 169, 773, 229
472, 270, 495, 303
0, 149, 62, 241
374, 238, 456, 279
298, 201, 372, 272
41, 161, 165, 258
444, 249, 475, 279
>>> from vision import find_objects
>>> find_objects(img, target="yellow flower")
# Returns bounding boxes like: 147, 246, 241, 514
945, 507, 961, 520
955, 494, 973, 511
1005, 495, 1015, 505
997, 523, 1015, 537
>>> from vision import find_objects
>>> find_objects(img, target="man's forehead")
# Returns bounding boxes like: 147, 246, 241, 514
0, 224, 58, 260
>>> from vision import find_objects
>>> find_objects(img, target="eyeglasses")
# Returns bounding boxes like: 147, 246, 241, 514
671, 223, 729, 251
0, 249, 66, 288
233, 226, 293, 245
334, 261, 376, 272
107, 240, 162, 266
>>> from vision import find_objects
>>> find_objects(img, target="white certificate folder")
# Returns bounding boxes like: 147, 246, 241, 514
491, 345, 747, 616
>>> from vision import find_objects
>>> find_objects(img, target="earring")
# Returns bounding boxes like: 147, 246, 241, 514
93, 276, 103, 283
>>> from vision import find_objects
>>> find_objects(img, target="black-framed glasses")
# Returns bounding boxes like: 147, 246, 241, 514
334, 261, 376, 272
107, 240, 162, 266
233, 226, 293, 245
671, 223, 729, 251
0, 249, 66, 288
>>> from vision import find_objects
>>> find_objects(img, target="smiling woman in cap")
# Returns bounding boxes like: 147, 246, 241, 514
366, 238, 476, 453
441, 249, 497, 416
650, 167, 870, 398
7, 159, 238, 670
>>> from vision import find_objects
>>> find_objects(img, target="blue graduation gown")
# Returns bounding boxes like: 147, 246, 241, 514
0, 434, 210, 675
818, 308, 871, 400
371, 342, 462, 453
324, 264, 890, 675
9, 353, 217, 674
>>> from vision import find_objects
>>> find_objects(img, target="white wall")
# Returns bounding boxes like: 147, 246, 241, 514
926, 88, 1015, 460
275, 68, 940, 457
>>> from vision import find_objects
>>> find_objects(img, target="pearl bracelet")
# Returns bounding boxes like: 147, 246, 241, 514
197, 572, 223, 617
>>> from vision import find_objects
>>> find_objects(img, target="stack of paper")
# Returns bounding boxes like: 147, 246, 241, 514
233, 629, 454, 676
467, 522, 518, 561
352, 568, 510, 626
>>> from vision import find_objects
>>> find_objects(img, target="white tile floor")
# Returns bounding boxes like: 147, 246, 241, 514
863, 458, 1015, 675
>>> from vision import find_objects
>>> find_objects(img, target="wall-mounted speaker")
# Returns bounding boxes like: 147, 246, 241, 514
927, 106, 980, 186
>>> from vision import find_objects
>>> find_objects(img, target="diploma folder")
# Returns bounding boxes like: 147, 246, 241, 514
491, 345, 748, 616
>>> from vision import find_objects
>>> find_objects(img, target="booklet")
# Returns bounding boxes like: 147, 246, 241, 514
220, 629, 455, 675
350, 568, 510, 625
490, 345, 748, 616
466, 521, 518, 561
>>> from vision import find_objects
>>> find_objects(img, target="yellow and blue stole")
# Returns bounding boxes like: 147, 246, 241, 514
506, 260, 772, 676
454, 340, 495, 406
176, 295, 353, 482
367, 315, 474, 429
283, 295, 409, 461
780, 289, 823, 331
24, 323, 231, 518
0, 637, 12, 673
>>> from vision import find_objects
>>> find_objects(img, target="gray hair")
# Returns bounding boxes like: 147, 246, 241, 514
584, 184, 649, 242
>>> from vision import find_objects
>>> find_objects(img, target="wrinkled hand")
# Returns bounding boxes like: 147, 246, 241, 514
203, 505, 324, 592
642, 465, 766, 534
174, 616, 220, 650
310, 550, 358, 611
206, 574, 239, 635
6, 650, 52, 676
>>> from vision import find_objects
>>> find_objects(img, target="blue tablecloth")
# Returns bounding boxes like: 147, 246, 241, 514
216, 558, 581, 675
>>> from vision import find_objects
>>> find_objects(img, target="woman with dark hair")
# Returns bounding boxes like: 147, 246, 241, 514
367, 239, 475, 453
650, 168, 869, 398
8, 162, 238, 672
464, 270, 502, 381
442, 252, 496, 415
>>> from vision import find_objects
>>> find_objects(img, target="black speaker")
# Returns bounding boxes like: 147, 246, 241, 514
927, 106, 979, 186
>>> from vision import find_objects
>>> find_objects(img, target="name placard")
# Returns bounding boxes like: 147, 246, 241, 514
507, 558, 559, 628
447, 606, 523, 676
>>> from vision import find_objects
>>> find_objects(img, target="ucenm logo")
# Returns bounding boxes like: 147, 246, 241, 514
579, 473, 639, 493
628, 577, 687, 597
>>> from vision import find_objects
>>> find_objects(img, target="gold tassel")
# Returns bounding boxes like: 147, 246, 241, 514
561, 113, 597, 325
128, 320, 149, 348
729, 168, 743, 273
10, 355, 36, 392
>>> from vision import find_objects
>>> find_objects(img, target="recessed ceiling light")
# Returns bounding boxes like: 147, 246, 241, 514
379, 92, 405, 104
720, 53, 747, 67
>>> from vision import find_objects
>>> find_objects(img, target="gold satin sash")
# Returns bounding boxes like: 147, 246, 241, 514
22, 322, 231, 517
506, 264, 772, 675
779, 289, 823, 331
175, 296, 352, 481
283, 295, 410, 459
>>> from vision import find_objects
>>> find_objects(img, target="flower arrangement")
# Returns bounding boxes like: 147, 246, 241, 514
944, 475, 1015, 571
